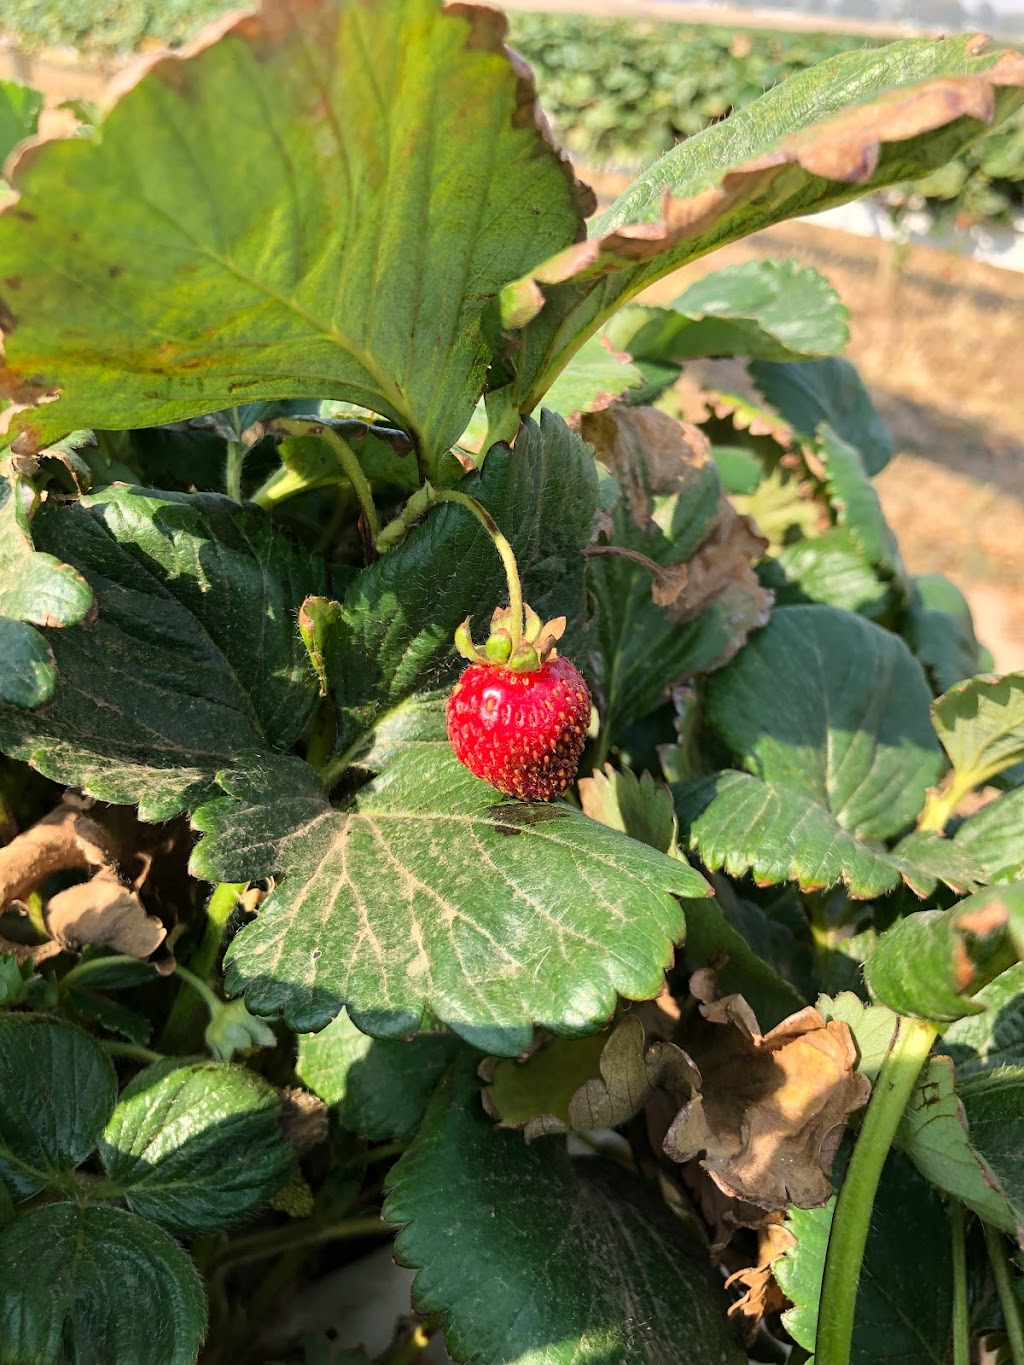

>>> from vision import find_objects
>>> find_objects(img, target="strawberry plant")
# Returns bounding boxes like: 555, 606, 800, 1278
0, 3, 1023, 1363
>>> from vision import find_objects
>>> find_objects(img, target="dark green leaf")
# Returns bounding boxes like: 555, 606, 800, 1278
328, 414, 598, 762
384, 1067, 742, 1364
0, 468, 94, 708
192, 736, 706, 1054
0, 0, 590, 471
0, 1203, 205, 1365
750, 359, 893, 476
0, 487, 326, 819
0, 1015, 116, 1200
864, 885, 1024, 1022
297, 1012, 461, 1142
955, 787, 1024, 884
705, 605, 943, 840
905, 573, 982, 694
675, 770, 980, 898
776, 1152, 952, 1363
99, 1058, 293, 1235
816, 424, 903, 581
957, 1067, 1024, 1234
941, 964, 1024, 1076
0, 80, 41, 167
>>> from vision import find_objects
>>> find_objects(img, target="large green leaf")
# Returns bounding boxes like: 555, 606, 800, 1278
0, 467, 94, 708
496, 36, 1024, 413
675, 770, 979, 898
897, 1055, 1022, 1240
0, 1203, 205, 1365
941, 964, 1024, 1076
0, 81, 41, 169
192, 732, 707, 1053
864, 884, 1024, 1021
324, 413, 598, 764
0, 1015, 116, 1200
765, 529, 891, 622
704, 605, 943, 840
383, 1067, 742, 1365
99, 1059, 294, 1235
932, 672, 1024, 794
0, 487, 325, 819
776, 1152, 953, 1364
297, 1012, 461, 1142
905, 573, 983, 695
750, 358, 894, 477
0, 0, 590, 468
954, 786, 1024, 884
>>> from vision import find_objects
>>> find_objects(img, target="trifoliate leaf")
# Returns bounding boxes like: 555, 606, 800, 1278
864, 884, 1024, 1021
0, 1014, 116, 1199
0, 467, 93, 708
297, 1011, 461, 1142
99, 1059, 294, 1235
191, 735, 707, 1054
0, 1203, 205, 1365
0, 487, 326, 819
384, 1067, 743, 1364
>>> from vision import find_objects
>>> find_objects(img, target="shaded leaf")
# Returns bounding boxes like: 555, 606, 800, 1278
0, 487, 326, 820
777, 1152, 953, 1363
257, 421, 425, 504
0, 1014, 116, 1200
577, 763, 677, 854
297, 1011, 461, 1143
191, 737, 706, 1054
0, 466, 94, 708
665, 997, 869, 1209
482, 1015, 698, 1141
538, 333, 643, 421
957, 1067, 1024, 1240
384, 1066, 743, 1365
704, 605, 942, 841
0, 0, 591, 469
905, 573, 983, 695
816, 423, 903, 582
864, 884, 1024, 1022
750, 357, 894, 476
941, 963, 1024, 1077
954, 786, 1024, 884
675, 770, 981, 898
932, 672, 1024, 794
99, 1058, 293, 1235
897, 1054, 1022, 1242
0, 1203, 205, 1365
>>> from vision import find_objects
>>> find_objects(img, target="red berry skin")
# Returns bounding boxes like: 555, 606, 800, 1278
446, 655, 591, 801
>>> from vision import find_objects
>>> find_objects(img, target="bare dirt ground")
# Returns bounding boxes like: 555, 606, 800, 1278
626, 210, 1024, 672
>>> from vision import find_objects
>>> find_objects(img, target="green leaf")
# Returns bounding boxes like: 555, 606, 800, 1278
0, 1015, 116, 1199
941, 963, 1024, 1076
957, 1067, 1024, 1237
864, 884, 1024, 1021
99, 1059, 294, 1235
932, 672, 1024, 795
816, 992, 897, 1081
0, 80, 41, 167
620, 260, 849, 365
765, 529, 891, 621
498, 36, 1023, 415
897, 1055, 1022, 1240
905, 573, 982, 694
776, 1151, 953, 1364
0, 468, 94, 708
0, 487, 326, 819
704, 605, 943, 840
816, 424, 903, 580
384, 1067, 743, 1365
328, 414, 598, 762
0, 1203, 205, 1365
955, 787, 1024, 884
194, 737, 706, 1052
297, 1012, 461, 1142
750, 358, 894, 477
0, 0, 590, 469
255, 421, 426, 505
675, 770, 980, 898
538, 332, 644, 421
577, 763, 677, 855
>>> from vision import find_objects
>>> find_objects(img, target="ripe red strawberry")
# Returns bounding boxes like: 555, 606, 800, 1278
445, 603, 590, 801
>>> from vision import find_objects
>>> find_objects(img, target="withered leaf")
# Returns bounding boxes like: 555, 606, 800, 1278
664, 995, 870, 1209
724, 1218, 796, 1341
44, 869, 167, 962
483, 1015, 699, 1142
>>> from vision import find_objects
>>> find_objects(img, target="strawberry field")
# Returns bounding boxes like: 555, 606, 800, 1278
1, 2, 1023, 1363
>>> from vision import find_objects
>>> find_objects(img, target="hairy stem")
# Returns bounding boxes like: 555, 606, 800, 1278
211, 1213, 391, 1273
225, 440, 248, 503
158, 883, 243, 1053
918, 775, 973, 833
60, 953, 155, 994
422, 487, 524, 646
815, 1015, 939, 1365
951, 1203, 970, 1365
102, 1041, 164, 1066
265, 419, 380, 540
985, 1221, 1024, 1365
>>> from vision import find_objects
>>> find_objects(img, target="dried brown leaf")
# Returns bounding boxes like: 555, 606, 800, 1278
278, 1086, 329, 1156
44, 868, 167, 960
724, 1218, 797, 1340
664, 995, 871, 1210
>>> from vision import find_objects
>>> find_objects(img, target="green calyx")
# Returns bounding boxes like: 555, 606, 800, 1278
455, 604, 566, 673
